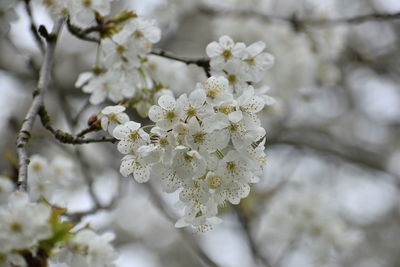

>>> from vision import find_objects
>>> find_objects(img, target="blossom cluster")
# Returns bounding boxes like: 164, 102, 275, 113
0, 188, 52, 266
50, 229, 117, 267
0, 175, 117, 267
74, 13, 162, 113
101, 36, 275, 230
207, 35, 275, 96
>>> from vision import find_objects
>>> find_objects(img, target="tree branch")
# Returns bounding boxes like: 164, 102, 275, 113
16, 18, 65, 191
23, 0, 45, 53
151, 49, 211, 77
66, 18, 101, 43
38, 105, 116, 145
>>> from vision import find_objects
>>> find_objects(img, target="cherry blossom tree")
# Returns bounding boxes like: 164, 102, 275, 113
1, 0, 400, 266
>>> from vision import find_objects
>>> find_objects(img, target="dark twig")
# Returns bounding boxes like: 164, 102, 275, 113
151, 49, 211, 77
23, 0, 45, 53
38, 105, 116, 145
16, 18, 64, 191
66, 18, 101, 43
66, 21, 212, 77
76, 125, 101, 137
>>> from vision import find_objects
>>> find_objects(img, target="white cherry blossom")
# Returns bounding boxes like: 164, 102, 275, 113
51, 229, 117, 267
196, 76, 232, 105
113, 18, 161, 56
113, 121, 150, 154
206, 35, 246, 70
100, 105, 130, 135
77, 70, 124, 105
185, 117, 229, 154
0, 192, 52, 253
120, 154, 151, 183
242, 41, 274, 82
68, 0, 114, 25
172, 146, 206, 180
149, 95, 182, 130
176, 89, 210, 120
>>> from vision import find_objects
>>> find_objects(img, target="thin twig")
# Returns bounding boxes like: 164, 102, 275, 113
151, 49, 211, 77
38, 105, 116, 145
16, 18, 65, 191
65, 21, 212, 77
23, 0, 45, 53
76, 125, 101, 137
66, 18, 101, 43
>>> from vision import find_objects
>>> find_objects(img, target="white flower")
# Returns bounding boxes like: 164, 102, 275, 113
216, 150, 254, 185
42, 0, 68, 17
113, 121, 150, 154
212, 61, 248, 94
242, 41, 274, 82
68, 0, 114, 25
120, 154, 151, 183
185, 117, 229, 154
206, 35, 246, 70
77, 70, 121, 105
51, 229, 117, 267
175, 181, 222, 232
196, 76, 232, 106
138, 126, 176, 165
153, 164, 182, 193
149, 95, 182, 130
102, 38, 141, 68
100, 105, 130, 135
176, 89, 211, 121
0, 192, 52, 253
114, 18, 161, 55
234, 86, 266, 122
172, 146, 206, 180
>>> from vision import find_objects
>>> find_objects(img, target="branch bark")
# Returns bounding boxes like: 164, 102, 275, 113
151, 49, 211, 77
16, 18, 65, 191
23, 0, 45, 53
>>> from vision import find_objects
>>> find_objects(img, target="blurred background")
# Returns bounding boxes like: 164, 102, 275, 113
1, 0, 400, 266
